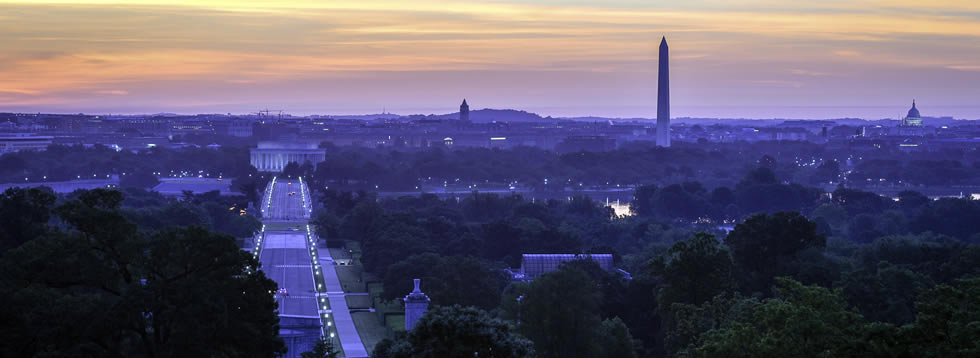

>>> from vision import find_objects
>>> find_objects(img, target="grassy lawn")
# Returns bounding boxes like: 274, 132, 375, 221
329, 248, 352, 261
367, 282, 384, 296
352, 312, 388, 355
345, 295, 373, 309
344, 240, 363, 261
335, 265, 367, 293
385, 314, 405, 333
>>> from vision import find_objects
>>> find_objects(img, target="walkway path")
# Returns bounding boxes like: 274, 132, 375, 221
319, 247, 370, 358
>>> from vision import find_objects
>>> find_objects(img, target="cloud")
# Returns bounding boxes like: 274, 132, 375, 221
0, 0, 978, 116
96, 89, 128, 95
787, 69, 834, 77
946, 65, 980, 71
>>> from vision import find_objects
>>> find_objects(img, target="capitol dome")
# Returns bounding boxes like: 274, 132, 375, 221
906, 100, 921, 118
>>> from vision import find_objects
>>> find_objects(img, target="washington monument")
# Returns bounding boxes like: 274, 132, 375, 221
656, 36, 671, 147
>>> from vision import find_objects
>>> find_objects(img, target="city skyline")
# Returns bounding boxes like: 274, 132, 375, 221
1, 0, 979, 119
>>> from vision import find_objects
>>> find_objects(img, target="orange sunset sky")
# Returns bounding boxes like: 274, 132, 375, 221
1, 0, 979, 118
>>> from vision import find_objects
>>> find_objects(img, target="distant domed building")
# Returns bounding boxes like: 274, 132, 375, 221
901, 100, 923, 127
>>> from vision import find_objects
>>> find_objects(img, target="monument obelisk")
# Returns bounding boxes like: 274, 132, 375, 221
656, 36, 671, 147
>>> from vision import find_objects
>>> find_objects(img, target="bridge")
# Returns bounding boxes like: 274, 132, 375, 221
253, 177, 369, 358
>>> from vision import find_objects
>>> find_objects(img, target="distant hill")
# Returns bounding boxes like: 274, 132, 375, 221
430, 108, 549, 123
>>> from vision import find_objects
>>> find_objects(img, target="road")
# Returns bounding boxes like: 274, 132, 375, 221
258, 177, 368, 357
264, 179, 311, 221
260, 233, 319, 317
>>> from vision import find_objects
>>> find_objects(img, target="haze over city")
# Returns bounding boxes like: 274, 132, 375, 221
2, 0, 980, 118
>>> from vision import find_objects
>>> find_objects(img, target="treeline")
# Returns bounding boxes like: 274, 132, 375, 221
630, 167, 822, 221
311, 181, 980, 357
0, 144, 255, 183
632, 166, 980, 242
0, 187, 283, 356
115, 188, 262, 238
4, 142, 980, 191
1, 186, 260, 254
309, 144, 783, 191
307, 143, 980, 192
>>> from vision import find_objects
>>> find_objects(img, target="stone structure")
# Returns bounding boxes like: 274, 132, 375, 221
656, 36, 671, 147
403, 278, 430, 331
901, 100, 923, 127
0, 134, 53, 153
459, 99, 470, 122
250, 141, 326, 172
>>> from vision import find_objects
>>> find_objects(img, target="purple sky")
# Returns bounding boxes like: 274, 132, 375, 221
1, 0, 979, 119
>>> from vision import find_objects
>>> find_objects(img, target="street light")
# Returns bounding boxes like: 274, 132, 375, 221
516, 295, 524, 325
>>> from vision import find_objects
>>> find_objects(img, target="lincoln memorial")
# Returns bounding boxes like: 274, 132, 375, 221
250, 141, 326, 172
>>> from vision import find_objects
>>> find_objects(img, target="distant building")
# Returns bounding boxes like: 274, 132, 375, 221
120, 117, 171, 136
404, 279, 430, 331
901, 100, 923, 127
170, 119, 212, 136
250, 141, 326, 172
459, 99, 470, 122
212, 118, 254, 137
656, 36, 671, 147
898, 100, 925, 137
0, 134, 53, 153
519, 254, 614, 280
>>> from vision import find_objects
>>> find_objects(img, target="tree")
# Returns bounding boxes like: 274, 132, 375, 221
724, 212, 825, 295
0, 187, 56, 254
904, 277, 980, 357
518, 265, 605, 358
372, 305, 534, 358
382, 255, 509, 310
597, 317, 638, 358
232, 172, 262, 205
838, 263, 931, 324
812, 160, 840, 184
0, 189, 285, 357
282, 161, 302, 179
652, 233, 735, 308
631, 184, 658, 217
302, 338, 340, 358
650, 184, 709, 220
689, 278, 864, 358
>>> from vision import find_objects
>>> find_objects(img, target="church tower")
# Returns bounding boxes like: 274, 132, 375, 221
459, 99, 470, 122
404, 279, 430, 331
656, 36, 671, 147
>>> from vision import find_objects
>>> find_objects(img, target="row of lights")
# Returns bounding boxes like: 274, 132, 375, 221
299, 176, 313, 217
305, 212, 337, 340
252, 224, 266, 261
264, 176, 277, 216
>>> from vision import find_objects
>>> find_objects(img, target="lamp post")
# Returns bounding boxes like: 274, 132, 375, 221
516, 295, 524, 326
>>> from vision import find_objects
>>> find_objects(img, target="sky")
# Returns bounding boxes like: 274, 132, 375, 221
1, 0, 979, 119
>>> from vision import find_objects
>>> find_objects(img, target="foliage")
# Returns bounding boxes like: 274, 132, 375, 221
724, 212, 826, 295
0, 189, 285, 357
0, 144, 254, 183
514, 264, 636, 358
0, 187, 56, 254
372, 305, 534, 358
651, 233, 734, 307
381, 254, 509, 310
688, 278, 863, 358
302, 338, 340, 358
